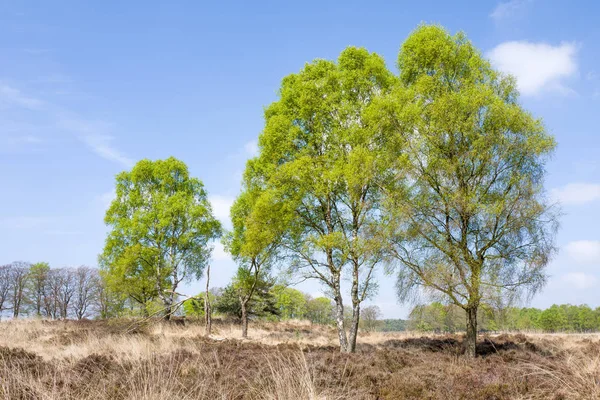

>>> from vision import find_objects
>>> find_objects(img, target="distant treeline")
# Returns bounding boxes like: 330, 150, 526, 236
184, 283, 339, 326
0, 262, 101, 320
0, 260, 394, 333
5, 260, 595, 335
0, 261, 352, 326
408, 302, 600, 333
380, 319, 408, 332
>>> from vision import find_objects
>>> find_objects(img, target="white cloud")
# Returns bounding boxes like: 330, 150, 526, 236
44, 230, 82, 236
562, 272, 598, 289
19, 135, 43, 144
0, 84, 44, 109
22, 48, 53, 55
0, 134, 44, 152
211, 242, 232, 262
565, 240, 600, 265
56, 114, 134, 168
0, 216, 55, 230
551, 183, 600, 205
99, 189, 116, 211
490, 0, 531, 21
80, 134, 134, 168
208, 195, 234, 224
488, 41, 578, 95
244, 140, 259, 157
0, 83, 132, 166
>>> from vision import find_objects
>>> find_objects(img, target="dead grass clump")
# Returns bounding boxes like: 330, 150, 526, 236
250, 350, 353, 400
519, 349, 600, 400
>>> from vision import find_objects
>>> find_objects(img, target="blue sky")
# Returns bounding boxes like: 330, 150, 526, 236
0, 0, 598, 318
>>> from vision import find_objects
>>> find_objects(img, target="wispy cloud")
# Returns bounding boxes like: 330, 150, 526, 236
208, 195, 234, 225
490, 0, 532, 21
29, 74, 73, 85
551, 183, 600, 205
44, 229, 83, 236
488, 41, 578, 96
562, 272, 598, 289
80, 134, 133, 167
0, 217, 82, 236
212, 242, 232, 262
99, 189, 116, 211
565, 240, 600, 265
244, 140, 259, 157
22, 48, 53, 55
0, 134, 44, 153
18, 135, 43, 144
61, 116, 133, 167
0, 83, 133, 166
0, 84, 44, 109
0, 216, 56, 230
2, 134, 43, 145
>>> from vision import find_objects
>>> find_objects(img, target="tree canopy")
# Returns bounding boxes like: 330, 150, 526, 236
240, 46, 396, 352
101, 157, 222, 318
372, 25, 558, 356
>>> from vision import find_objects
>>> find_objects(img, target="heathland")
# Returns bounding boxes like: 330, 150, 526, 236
1, 319, 599, 399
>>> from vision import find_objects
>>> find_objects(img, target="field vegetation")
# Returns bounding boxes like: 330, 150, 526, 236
1, 319, 599, 399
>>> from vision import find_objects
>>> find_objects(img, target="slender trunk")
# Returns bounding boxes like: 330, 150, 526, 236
164, 265, 179, 321
13, 286, 22, 318
347, 261, 361, 353
465, 306, 478, 357
36, 293, 41, 317
240, 258, 260, 339
333, 285, 348, 352
241, 300, 248, 339
347, 303, 360, 353
163, 298, 172, 320
204, 265, 212, 336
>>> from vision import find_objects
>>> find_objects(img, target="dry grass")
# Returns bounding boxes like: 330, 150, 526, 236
0, 319, 599, 399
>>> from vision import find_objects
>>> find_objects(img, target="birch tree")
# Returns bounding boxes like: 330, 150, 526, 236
243, 47, 395, 352
373, 25, 558, 357
29, 262, 50, 317
101, 157, 222, 319
225, 188, 280, 338
0, 265, 11, 319
73, 266, 99, 319
9, 261, 30, 318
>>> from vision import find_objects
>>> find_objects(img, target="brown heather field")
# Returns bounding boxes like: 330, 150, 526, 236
0, 319, 599, 399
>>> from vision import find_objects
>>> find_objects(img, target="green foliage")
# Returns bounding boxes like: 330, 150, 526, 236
273, 285, 307, 320
539, 305, 568, 332
410, 303, 600, 333
99, 250, 158, 313
214, 275, 278, 319
380, 319, 407, 332
409, 302, 464, 332
96, 273, 127, 319
100, 157, 221, 316
182, 289, 220, 319
305, 297, 335, 325
371, 24, 558, 355
29, 262, 50, 277
183, 296, 205, 318
360, 305, 383, 332
28, 262, 50, 316
242, 45, 397, 351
